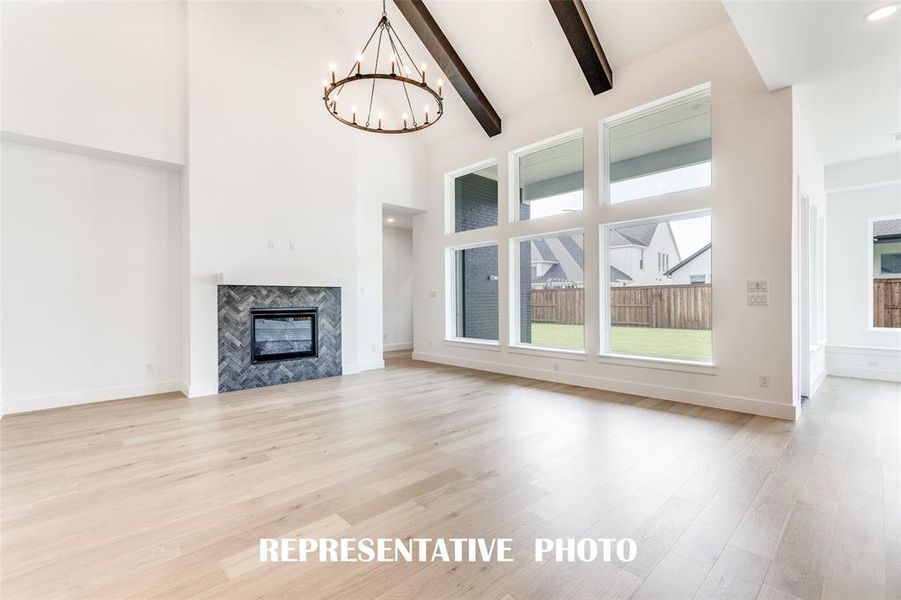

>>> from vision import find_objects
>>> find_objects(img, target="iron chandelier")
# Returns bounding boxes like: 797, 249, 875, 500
323, 1, 444, 134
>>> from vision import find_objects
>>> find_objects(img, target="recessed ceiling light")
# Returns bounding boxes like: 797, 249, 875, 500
386, 217, 395, 223
865, 3, 898, 21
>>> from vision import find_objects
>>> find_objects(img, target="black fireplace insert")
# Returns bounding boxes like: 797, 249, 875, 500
250, 307, 318, 363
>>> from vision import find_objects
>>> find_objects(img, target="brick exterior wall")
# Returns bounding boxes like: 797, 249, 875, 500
452, 172, 533, 342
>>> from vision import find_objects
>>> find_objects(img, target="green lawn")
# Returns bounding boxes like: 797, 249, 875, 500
530, 323, 712, 361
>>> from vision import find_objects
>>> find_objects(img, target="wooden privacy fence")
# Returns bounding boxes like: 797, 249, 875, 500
531, 284, 712, 329
531, 288, 584, 325
874, 278, 901, 328
611, 284, 711, 330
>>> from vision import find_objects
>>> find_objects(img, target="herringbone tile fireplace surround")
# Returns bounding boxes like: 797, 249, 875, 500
217, 285, 341, 392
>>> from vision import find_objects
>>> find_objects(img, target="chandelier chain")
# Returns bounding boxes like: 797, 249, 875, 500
385, 27, 418, 126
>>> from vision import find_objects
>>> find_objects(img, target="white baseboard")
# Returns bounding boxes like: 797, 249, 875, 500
412, 351, 797, 421
187, 381, 219, 398
384, 342, 413, 351
826, 344, 901, 383
342, 360, 386, 375
4, 380, 184, 415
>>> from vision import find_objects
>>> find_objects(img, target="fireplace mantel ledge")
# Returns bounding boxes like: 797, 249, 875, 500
214, 273, 347, 289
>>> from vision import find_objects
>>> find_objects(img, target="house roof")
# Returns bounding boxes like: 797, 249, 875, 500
530, 234, 584, 285
610, 266, 632, 281
664, 243, 711, 276
610, 223, 659, 247
874, 219, 901, 240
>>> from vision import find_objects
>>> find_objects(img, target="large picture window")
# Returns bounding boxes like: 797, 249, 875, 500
872, 217, 901, 328
512, 132, 583, 221
452, 163, 498, 233
606, 88, 711, 204
605, 212, 712, 362
514, 231, 584, 351
449, 244, 499, 341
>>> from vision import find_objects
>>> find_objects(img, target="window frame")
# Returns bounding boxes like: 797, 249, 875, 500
508, 227, 586, 354
868, 214, 901, 331
508, 129, 584, 224
444, 240, 501, 347
600, 83, 712, 207
599, 209, 715, 367
444, 158, 499, 235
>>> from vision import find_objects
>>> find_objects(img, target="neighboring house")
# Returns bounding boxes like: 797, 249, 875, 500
530, 234, 584, 288
873, 218, 901, 278
665, 243, 712, 284
609, 222, 681, 286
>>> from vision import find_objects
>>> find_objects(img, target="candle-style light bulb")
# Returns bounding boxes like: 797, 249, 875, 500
351, 106, 357, 124
355, 53, 362, 74
378, 112, 383, 129
390, 54, 396, 75
436, 78, 443, 97
424, 105, 429, 124
402, 112, 408, 129
404, 65, 412, 76
421, 62, 427, 83
329, 63, 336, 84
322, 79, 328, 98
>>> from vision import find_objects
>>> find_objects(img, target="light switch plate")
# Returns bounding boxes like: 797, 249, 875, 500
747, 280, 769, 292
748, 293, 769, 306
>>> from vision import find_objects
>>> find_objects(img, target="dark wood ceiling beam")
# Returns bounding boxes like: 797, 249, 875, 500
549, 0, 613, 95
393, 0, 502, 137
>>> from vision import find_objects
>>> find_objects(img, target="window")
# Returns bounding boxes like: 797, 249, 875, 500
657, 252, 670, 272
872, 217, 901, 328
605, 212, 712, 362
452, 163, 498, 233
513, 132, 583, 221
450, 244, 499, 341
514, 231, 584, 350
606, 88, 711, 204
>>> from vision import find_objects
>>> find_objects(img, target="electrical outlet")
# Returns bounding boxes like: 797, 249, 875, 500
747, 293, 769, 306
758, 374, 771, 388
747, 280, 769, 292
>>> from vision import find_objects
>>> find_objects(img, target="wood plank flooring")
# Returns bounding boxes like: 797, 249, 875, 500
1, 352, 898, 599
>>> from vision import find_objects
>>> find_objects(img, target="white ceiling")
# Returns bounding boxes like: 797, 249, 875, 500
314, 1, 729, 146
382, 203, 422, 229
723, 0, 901, 165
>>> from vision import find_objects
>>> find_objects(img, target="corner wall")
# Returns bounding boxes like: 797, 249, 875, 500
825, 153, 901, 381
791, 89, 828, 398
413, 22, 797, 420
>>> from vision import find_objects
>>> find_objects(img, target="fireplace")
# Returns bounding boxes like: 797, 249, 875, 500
250, 307, 318, 363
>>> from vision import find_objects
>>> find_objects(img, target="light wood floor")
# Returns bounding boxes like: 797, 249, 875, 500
1, 352, 898, 599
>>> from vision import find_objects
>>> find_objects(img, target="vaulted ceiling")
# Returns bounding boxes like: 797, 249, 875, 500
314, 1, 729, 145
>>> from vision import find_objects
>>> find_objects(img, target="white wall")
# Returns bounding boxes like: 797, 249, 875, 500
383, 226, 414, 351
825, 153, 901, 381
184, 3, 424, 395
1, 1, 186, 164
1, 142, 182, 413
791, 90, 827, 397
1, 1, 188, 415
414, 22, 798, 420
